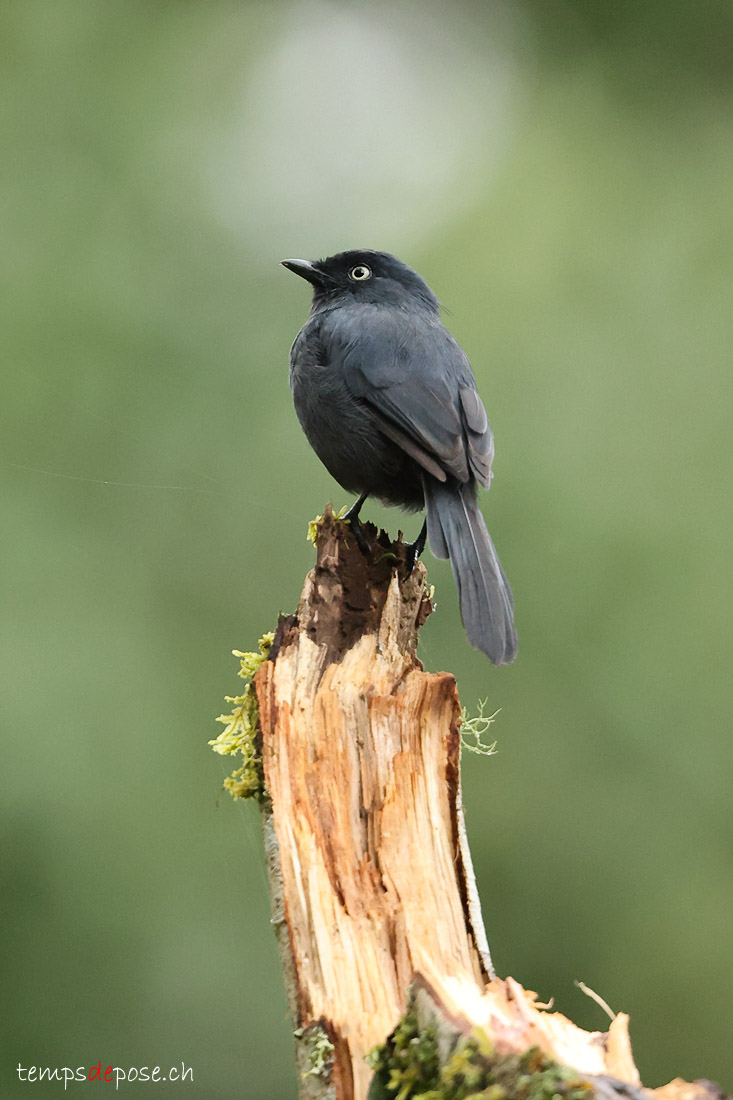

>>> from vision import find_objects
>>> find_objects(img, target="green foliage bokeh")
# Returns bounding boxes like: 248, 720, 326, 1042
3, 2, 732, 1096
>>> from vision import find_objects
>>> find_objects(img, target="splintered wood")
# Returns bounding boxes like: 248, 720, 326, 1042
254, 508, 728, 1100
256, 510, 488, 1097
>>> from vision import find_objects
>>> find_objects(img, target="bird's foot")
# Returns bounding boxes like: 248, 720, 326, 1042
405, 520, 427, 575
342, 492, 371, 556
345, 513, 371, 556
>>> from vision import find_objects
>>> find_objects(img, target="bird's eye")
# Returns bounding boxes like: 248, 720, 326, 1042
349, 264, 372, 282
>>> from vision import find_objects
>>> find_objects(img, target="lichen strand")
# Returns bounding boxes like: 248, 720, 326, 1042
367, 1008, 593, 1100
460, 699, 500, 757
208, 632, 274, 800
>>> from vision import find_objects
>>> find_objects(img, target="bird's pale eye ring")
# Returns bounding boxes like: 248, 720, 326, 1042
348, 264, 372, 282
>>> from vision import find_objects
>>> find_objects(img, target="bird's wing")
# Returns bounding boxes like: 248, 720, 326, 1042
324, 306, 494, 487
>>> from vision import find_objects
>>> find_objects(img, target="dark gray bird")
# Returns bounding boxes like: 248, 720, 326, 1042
282, 249, 517, 666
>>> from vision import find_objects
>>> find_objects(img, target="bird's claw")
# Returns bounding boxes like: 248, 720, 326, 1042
342, 492, 371, 556
405, 520, 427, 575
405, 547, 419, 575
346, 515, 371, 557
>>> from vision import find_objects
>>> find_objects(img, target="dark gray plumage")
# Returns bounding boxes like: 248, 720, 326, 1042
282, 249, 517, 666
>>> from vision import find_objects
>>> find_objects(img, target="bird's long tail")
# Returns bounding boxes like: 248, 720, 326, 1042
423, 476, 517, 665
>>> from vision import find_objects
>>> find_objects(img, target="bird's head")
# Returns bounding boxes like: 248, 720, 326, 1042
281, 250, 440, 312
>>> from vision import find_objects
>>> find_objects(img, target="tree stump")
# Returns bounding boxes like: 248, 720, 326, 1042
249, 507, 727, 1100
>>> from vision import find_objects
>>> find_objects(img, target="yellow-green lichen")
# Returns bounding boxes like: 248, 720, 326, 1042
367, 1009, 593, 1100
306, 504, 349, 544
294, 1025, 335, 1080
460, 699, 500, 757
209, 632, 274, 800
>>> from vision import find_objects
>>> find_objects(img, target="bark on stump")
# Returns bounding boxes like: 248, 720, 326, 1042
253, 507, 727, 1100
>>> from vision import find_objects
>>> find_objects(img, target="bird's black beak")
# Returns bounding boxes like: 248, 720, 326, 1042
281, 258, 330, 289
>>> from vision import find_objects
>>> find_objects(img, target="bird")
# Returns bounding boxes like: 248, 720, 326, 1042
282, 249, 517, 666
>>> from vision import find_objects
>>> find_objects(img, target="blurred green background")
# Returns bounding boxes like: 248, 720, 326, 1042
3, 1, 732, 1096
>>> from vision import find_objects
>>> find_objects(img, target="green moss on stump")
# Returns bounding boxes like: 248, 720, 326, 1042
367, 1007, 440, 1100
368, 1005, 593, 1100
209, 631, 274, 801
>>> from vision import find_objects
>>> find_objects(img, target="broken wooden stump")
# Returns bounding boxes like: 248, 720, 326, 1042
242, 506, 728, 1100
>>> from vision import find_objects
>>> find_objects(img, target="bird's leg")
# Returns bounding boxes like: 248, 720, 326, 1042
405, 519, 428, 574
342, 491, 371, 555
343, 491, 368, 523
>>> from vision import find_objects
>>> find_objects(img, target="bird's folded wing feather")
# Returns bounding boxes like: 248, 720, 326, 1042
324, 307, 494, 487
